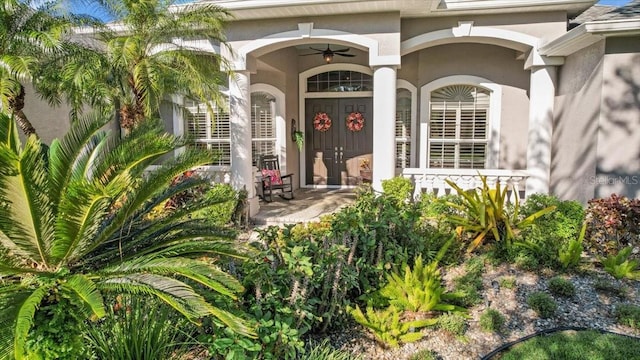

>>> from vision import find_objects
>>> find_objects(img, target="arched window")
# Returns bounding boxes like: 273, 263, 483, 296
184, 99, 231, 166
306, 70, 372, 92
428, 85, 489, 169
396, 88, 412, 169
251, 92, 277, 166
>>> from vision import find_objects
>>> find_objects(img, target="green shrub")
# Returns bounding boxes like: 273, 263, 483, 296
548, 277, 576, 297
499, 277, 516, 290
382, 176, 414, 204
408, 349, 438, 360
25, 297, 87, 360
438, 312, 467, 336
614, 304, 640, 329
479, 309, 506, 333
527, 292, 557, 318
517, 194, 585, 269
585, 194, 640, 259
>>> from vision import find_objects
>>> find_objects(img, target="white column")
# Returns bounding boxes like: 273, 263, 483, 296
526, 65, 557, 195
229, 71, 258, 215
372, 66, 397, 191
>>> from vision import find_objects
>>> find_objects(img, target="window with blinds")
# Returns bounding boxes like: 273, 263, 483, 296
396, 88, 412, 169
429, 85, 489, 169
251, 92, 277, 166
185, 100, 231, 166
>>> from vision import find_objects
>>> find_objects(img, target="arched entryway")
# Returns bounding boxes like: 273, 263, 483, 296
300, 64, 374, 187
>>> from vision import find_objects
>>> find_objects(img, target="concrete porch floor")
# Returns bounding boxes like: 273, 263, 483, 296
251, 188, 357, 226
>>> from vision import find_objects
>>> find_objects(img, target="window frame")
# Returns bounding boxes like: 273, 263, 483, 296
420, 76, 501, 169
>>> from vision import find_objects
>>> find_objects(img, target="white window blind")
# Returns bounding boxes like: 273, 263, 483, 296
429, 85, 489, 169
185, 100, 231, 166
396, 89, 412, 169
251, 92, 277, 166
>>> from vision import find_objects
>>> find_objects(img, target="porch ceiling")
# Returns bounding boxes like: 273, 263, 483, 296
197, 0, 596, 20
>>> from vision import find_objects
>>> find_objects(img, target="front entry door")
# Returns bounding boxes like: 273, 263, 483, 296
305, 98, 373, 185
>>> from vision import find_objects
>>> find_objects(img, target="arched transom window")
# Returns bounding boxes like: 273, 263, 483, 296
429, 85, 489, 169
306, 70, 372, 92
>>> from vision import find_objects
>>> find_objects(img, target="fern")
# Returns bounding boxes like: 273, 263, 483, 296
349, 305, 437, 348
602, 247, 640, 280
380, 238, 465, 313
559, 222, 586, 269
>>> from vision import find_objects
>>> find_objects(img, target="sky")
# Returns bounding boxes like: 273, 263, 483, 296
68, 0, 633, 22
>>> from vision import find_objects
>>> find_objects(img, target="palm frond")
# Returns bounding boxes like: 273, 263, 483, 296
60, 274, 106, 319
0, 287, 31, 359
100, 257, 244, 298
1, 134, 54, 267
99, 273, 217, 320
47, 112, 111, 206
13, 286, 48, 359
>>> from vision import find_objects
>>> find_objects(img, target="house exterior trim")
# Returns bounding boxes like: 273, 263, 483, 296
401, 22, 539, 56
541, 19, 640, 56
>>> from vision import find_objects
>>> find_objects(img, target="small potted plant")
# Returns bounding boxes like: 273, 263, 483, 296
360, 158, 372, 183
293, 130, 304, 151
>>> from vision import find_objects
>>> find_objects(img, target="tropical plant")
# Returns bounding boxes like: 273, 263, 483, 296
41, 0, 233, 129
86, 296, 195, 360
0, 0, 87, 137
602, 247, 640, 280
0, 112, 253, 359
348, 305, 437, 348
558, 222, 586, 269
445, 175, 556, 253
379, 240, 464, 313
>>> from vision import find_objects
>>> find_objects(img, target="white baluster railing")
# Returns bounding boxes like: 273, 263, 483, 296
401, 168, 529, 202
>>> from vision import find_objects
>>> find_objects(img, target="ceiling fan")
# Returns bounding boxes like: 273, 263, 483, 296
301, 45, 356, 63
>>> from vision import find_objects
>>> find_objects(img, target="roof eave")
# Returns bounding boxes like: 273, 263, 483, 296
540, 18, 640, 56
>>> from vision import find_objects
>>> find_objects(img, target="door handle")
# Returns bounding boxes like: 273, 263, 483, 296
334, 147, 338, 164
340, 147, 344, 164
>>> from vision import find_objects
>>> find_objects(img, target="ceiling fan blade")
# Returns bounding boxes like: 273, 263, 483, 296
333, 48, 351, 53
309, 47, 326, 52
300, 52, 323, 56
335, 53, 356, 57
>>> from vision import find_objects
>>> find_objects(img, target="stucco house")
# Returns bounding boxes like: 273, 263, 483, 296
24, 0, 640, 215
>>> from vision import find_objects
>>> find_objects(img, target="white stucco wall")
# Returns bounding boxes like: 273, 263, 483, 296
552, 41, 604, 203
596, 37, 640, 199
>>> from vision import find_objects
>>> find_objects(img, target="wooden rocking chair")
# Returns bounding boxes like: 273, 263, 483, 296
258, 155, 294, 202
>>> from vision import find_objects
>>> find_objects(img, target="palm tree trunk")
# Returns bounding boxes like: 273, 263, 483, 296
8, 85, 38, 138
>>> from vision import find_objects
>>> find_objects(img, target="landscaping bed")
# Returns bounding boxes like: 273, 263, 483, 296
321, 262, 640, 359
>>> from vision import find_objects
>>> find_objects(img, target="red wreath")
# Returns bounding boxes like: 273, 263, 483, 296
313, 112, 332, 132
346, 112, 365, 132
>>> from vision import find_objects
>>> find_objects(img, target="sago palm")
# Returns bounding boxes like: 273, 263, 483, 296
41, 0, 232, 128
0, 111, 254, 359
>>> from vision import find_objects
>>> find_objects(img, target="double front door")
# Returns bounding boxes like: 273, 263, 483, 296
305, 98, 373, 186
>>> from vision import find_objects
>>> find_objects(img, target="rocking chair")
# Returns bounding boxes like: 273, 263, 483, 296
258, 155, 294, 202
